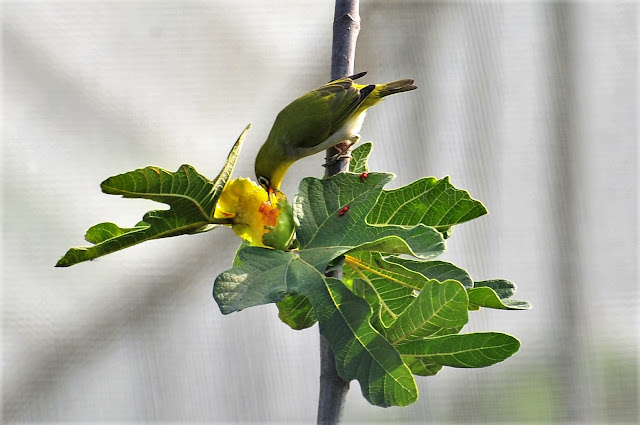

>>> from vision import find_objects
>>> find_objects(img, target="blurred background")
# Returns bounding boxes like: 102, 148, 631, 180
2, 1, 637, 423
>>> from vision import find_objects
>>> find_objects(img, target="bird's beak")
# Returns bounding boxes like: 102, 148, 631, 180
268, 186, 275, 204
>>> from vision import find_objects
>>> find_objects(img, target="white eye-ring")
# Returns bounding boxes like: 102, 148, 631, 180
258, 176, 270, 188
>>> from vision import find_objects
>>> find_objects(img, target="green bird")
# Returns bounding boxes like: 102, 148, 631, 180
254, 72, 416, 196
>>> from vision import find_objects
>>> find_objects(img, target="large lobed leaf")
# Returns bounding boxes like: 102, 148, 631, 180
56, 125, 249, 267
367, 176, 487, 235
349, 143, 487, 235
295, 172, 446, 259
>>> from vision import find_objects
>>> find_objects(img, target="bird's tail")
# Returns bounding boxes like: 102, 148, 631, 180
377, 79, 417, 97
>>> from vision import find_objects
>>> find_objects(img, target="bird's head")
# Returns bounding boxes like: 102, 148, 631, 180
255, 141, 274, 194
255, 149, 291, 202
256, 174, 275, 202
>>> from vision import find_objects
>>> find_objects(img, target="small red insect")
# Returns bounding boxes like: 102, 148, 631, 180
338, 206, 349, 216
360, 172, 368, 180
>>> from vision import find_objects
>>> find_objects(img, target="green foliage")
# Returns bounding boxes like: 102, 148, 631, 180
57, 138, 530, 409
349, 141, 372, 174
310, 277, 417, 407
294, 172, 446, 258
396, 332, 520, 368
384, 256, 474, 289
367, 177, 487, 238
383, 279, 468, 345
468, 280, 532, 310
277, 294, 316, 330
56, 125, 251, 267
214, 171, 448, 314
215, 143, 529, 407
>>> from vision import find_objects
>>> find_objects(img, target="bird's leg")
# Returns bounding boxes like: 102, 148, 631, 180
323, 136, 360, 167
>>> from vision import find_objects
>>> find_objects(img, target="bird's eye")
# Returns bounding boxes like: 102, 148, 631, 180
258, 176, 270, 188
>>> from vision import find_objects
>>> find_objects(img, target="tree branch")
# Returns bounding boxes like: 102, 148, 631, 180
330, 4, 361, 80
324, 1, 361, 179
318, 1, 360, 424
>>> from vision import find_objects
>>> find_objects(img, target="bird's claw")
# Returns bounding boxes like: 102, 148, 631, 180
323, 138, 358, 167
323, 152, 353, 167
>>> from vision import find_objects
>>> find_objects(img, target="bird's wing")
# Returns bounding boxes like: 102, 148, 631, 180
273, 76, 372, 155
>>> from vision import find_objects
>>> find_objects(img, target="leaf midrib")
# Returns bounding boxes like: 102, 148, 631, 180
389, 284, 464, 344
309, 269, 414, 402
104, 188, 213, 221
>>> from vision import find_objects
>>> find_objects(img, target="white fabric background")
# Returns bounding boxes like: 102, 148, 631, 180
2, 1, 637, 423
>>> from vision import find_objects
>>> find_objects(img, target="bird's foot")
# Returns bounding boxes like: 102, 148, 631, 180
323, 152, 353, 167
323, 139, 358, 167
